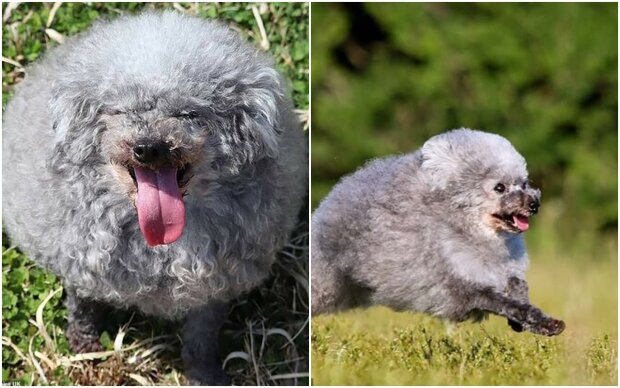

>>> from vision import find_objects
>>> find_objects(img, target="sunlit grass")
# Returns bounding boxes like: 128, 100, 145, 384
311, 233, 617, 385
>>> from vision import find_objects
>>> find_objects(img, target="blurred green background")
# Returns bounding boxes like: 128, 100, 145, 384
311, 3, 617, 385
312, 2, 617, 252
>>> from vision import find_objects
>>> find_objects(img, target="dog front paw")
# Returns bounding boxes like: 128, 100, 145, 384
523, 316, 565, 336
510, 305, 565, 336
536, 317, 565, 336
65, 321, 103, 353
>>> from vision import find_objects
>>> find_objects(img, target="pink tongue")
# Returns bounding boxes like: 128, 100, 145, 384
513, 215, 530, 232
134, 167, 185, 246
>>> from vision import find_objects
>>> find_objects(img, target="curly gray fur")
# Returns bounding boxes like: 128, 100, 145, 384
311, 129, 564, 336
3, 11, 306, 384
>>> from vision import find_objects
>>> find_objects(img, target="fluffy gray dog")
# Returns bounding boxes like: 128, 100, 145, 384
3, 11, 306, 385
312, 129, 564, 337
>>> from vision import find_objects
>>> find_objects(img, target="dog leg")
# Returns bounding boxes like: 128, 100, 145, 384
505, 276, 529, 302
311, 266, 342, 315
468, 285, 565, 336
311, 245, 354, 315
504, 277, 529, 332
64, 288, 107, 353
182, 301, 230, 386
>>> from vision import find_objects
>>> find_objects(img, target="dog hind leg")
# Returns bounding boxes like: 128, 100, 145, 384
311, 249, 357, 315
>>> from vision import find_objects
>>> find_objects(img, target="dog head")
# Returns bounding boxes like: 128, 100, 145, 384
47, 12, 286, 246
420, 128, 540, 235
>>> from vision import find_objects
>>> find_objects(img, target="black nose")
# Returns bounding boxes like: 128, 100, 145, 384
528, 199, 540, 214
133, 141, 170, 164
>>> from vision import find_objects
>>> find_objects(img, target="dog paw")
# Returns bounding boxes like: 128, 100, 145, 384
539, 317, 566, 336
65, 322, 103, 353
185, 367, 231, 386
526, 317, 565, 336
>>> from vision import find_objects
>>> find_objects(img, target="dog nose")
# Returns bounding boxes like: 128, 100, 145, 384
133, 141, 170, 164
528, 198, 540, 214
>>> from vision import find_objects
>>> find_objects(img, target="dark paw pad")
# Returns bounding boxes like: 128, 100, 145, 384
185, 367, 231, 386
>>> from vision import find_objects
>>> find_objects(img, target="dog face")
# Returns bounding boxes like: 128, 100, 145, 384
421, 128, 539, 235
98, 94, 209, 246
47, 14, 285, 247
90, 79, 282, 247
483, 177, 541, 233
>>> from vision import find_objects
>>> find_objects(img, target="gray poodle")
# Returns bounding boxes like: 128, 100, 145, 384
312, 129, 564, 336
3, 11, 306, 385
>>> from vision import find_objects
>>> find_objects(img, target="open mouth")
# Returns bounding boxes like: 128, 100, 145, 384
127, 163, 192, 247
128, 163, 191, 190
493, 213, 530, 232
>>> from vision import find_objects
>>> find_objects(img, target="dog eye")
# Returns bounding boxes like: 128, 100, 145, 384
494, 183, 506, 193
174, 111, 198, 119
104, 108, 125, 115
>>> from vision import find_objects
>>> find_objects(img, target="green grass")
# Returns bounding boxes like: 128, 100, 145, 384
312, 239, 618, 385
2, 2, 308, 386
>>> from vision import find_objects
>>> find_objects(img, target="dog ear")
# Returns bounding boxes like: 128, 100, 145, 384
48, 85, 104, 170
419, 135, 462, 190
208, 68, 291, 173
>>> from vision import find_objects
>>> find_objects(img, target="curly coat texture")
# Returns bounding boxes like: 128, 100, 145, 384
3, 11, 306, 319
312, 129, 564, 336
